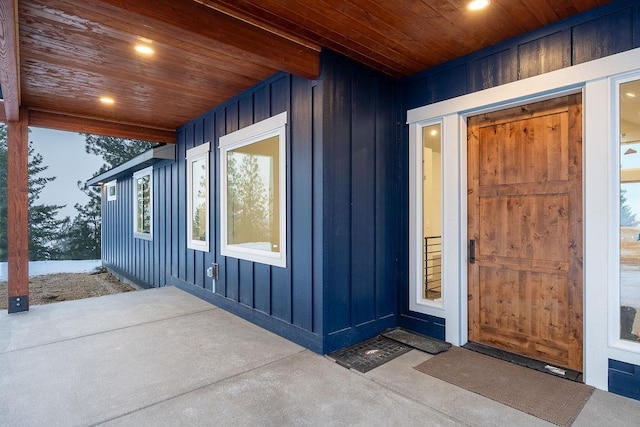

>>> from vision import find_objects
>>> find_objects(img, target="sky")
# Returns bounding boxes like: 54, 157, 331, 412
29, 127, 104, 220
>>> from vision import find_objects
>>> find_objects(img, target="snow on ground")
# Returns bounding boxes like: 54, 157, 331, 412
0, 260, 102, 281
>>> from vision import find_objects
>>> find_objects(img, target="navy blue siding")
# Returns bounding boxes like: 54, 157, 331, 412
609, 359, 640, 400
322, 51, 398, 353
517, 31, 570, 80
101, 162, 173, 289
291, 76, 314, 331
403, 0, 640, 105
100, 0, 640, 355
162, 52, 396, 353
166, 72, 324, 351
269, 76, 293, 324
398, 0, 640, 339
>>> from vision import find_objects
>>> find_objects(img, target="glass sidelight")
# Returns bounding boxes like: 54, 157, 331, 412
620, 78, 640, 344
422, 124, 443, 301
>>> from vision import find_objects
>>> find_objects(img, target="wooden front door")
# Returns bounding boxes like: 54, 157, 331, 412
467, 94, 583, 371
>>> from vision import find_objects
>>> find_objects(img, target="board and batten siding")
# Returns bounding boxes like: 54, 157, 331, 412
321, 51, 399, 352
101, 162, 174, 289
165, 72, 325, 351
101, 50, 399, 353
397, 0, 640, 338
170, 52, 399, 354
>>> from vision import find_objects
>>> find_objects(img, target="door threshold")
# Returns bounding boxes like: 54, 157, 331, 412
462, 342, 583, 382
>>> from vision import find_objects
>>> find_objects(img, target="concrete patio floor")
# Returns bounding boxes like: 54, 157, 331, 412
1, 287, 639, 426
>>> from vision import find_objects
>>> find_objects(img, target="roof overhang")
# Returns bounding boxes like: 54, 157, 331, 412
86, 143, 175, 186
0, 0, 614, 142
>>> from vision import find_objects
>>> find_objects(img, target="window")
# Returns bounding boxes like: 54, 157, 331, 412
106, 180, 117, 201
619, 77, 640, 344
409, 120, 445, 315
133, 167, 153, 240
422, 124, 443, 302
219, 112, 287, 267
187, 143, 210, 251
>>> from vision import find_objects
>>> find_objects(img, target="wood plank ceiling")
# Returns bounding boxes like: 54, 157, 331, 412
1, 0, 612, 142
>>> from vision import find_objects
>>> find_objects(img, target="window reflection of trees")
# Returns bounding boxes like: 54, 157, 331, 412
227, 151, 274, 250
137, 175, 151, 234
192, 158, 207, 242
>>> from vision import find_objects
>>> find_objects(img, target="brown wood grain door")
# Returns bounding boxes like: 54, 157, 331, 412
467, 94, 583, 371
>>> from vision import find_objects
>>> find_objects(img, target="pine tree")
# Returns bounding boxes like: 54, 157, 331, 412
621, 189, 638, 227
27, 143, 70, 260
229, 153, 270, 245
192, 159, 208, 241
0, 124, 69, 261
84, 134, 154, 171
58, 184, 101, 259
59, 134, 155, 258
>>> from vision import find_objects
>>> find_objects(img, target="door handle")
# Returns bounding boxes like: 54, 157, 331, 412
469, 239, 476, 264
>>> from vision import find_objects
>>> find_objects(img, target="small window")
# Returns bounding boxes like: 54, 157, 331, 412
106, 180, 117, 201
219, 112, 287, 267
187, 143, 210, 251
133, 167, 153, 240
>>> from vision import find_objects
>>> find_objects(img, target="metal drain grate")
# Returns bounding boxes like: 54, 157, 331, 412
328, 336, 412, 373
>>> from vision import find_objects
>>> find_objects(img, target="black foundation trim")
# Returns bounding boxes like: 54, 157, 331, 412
8, 295, 29, 313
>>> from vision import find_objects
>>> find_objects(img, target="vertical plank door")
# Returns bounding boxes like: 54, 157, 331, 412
467, 94, 583, 371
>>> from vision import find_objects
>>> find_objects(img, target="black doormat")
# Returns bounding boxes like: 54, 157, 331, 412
462, 341, 582, 382
382, 327, 451, 354
328, 336, 412, 373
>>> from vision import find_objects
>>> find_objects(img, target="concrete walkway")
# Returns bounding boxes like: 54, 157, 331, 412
1, 287, 638, 426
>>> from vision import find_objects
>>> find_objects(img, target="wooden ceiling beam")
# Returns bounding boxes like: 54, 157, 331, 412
92, 0, 321, 80
28, 110, 176, 143
0, 0, 20, 121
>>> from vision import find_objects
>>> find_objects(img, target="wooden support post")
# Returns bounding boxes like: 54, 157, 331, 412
7, 107, 29, 313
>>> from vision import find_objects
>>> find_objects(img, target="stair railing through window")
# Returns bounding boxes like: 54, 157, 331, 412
424, 236, 442, 301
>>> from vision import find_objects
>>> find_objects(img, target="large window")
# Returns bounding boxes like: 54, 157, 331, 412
133, 167, 153, 240
187, 143, 210, 251
219, 112, 287, 267
619, 77, 640, 344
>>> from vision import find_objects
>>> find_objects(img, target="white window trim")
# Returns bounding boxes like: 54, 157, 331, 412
186, 142, 210, 252
219, 111, 287, 268
106, 180, 117, 201
410, 120, 446, 313
133, 166, 153, 240
610, 71, 640, 354
407, 47, 640, 391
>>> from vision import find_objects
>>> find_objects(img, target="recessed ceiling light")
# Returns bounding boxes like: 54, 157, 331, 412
100, 96, 115, 105
134, 44, 154, 55
468, 0, 490, 11
430, 129, 438, 136
626, 92, 637, 98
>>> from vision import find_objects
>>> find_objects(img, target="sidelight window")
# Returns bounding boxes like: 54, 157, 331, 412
409, 119, 445, 313
422, 124, 443, 302
619, 77, 640, 345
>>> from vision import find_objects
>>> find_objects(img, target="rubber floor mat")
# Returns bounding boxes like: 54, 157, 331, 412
328, 336, 412, 373
382, 328, 451, 354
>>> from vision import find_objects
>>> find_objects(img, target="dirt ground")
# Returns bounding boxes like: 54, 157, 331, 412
0, 272, 136, 310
